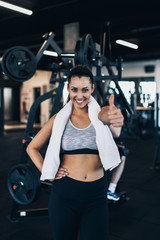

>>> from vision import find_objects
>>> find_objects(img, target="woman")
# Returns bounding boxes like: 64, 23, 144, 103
27, 65, 123, 240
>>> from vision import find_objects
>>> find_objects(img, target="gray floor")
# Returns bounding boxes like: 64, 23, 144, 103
0, 129, 160, 240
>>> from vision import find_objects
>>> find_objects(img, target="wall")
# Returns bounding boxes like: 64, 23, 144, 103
20, 70, 52, 125
122, 59, 160, 126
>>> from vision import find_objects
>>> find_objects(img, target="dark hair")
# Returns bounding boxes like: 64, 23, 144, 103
68, 65, 94, 85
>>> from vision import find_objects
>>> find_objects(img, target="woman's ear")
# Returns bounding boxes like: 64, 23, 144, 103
91, 84, 95, 93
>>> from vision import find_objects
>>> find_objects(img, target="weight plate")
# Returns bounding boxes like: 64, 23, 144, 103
1, 46, 37, 82
8, 164, 41, 205
74, 39, 81, 65
74, 34, 94, 66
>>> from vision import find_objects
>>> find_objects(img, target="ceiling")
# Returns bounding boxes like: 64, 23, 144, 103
1, 0, 160, 63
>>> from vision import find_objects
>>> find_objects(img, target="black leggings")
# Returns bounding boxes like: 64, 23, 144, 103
48, 172, 109, 240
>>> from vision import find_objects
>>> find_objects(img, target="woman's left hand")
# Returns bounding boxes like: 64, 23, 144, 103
98, 94, 124, 127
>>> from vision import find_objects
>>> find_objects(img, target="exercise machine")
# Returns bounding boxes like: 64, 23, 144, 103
1, 31, 134, 222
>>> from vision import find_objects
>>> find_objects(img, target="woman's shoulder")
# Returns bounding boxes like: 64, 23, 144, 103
43, 114, 57, 129
49, 114, 57, 124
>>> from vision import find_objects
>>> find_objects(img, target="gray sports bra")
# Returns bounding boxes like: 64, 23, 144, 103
61, 119, 99, 155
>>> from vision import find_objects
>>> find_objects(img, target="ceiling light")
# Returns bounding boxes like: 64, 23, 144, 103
116, 40, 138, 49
43, 51, 75, 58
0, 1, 33, 15
61, 53, 75, 57
43, 50, 58, 57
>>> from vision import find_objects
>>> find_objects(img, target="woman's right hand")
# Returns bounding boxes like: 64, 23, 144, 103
49, 167, 69, 181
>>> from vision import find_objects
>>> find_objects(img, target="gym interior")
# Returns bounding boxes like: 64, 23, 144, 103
0, 1, 160, 240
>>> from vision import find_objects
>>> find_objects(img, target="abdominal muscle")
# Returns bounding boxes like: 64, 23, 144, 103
61, 154, 104, 182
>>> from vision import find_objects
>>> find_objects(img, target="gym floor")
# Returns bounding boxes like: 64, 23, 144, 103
0, 128, 160, 240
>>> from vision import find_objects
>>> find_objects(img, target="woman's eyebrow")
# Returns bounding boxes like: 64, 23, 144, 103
70, 86, 77, 89
70, 86, 89, 89
82, 87, 89, 89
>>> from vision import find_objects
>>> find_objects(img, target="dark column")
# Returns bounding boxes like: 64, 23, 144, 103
0, 70, 4, 135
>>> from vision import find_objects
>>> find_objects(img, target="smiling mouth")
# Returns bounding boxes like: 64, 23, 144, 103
75, 99, 86, 104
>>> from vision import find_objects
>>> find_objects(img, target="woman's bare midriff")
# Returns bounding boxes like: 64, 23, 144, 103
61, 154, 104, 182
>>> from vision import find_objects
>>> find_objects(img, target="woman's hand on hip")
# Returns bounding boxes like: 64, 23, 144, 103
54, 167, 69, 180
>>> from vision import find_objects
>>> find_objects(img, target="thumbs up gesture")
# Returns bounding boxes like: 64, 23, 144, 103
98, 94, 124, 136
108, 94, 115, 108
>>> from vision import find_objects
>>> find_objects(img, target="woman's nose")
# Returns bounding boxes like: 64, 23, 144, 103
77, 91, 83, 98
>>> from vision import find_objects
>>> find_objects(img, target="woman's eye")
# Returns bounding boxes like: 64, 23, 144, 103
71, 88, 77, 92
70, 88, 89, 92
82, 89, 89, 92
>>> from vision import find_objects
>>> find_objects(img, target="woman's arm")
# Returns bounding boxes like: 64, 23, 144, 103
26, 115, 56, 172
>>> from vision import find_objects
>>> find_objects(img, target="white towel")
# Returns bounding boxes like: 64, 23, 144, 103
40, 96, 121, 181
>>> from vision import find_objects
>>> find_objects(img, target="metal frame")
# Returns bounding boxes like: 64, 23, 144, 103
152, 93, 160, 169
0, 71, 4, 135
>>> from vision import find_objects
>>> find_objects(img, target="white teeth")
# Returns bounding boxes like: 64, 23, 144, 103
76, 100, 83, 103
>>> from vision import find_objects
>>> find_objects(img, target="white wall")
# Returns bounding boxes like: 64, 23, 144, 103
122, 59, 160, 93
122, 60, 156, 78
122, 59, 160, 126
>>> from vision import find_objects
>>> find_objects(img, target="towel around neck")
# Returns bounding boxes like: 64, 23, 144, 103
40, 96, 121, 181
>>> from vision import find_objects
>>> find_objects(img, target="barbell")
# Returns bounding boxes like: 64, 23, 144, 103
1, 34, 96, 82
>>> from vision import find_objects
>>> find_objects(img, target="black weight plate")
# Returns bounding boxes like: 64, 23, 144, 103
1, 46, 17, 78
8, 164, 41, 205
75, 34, 94, 66
1, 47, 21, 80
74, 39, 81, 65
82, 34, 94, 65
1, 46, 37, 82
79, 34, 88, 65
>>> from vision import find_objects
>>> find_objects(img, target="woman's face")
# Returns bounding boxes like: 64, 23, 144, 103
67, 76, 94, 109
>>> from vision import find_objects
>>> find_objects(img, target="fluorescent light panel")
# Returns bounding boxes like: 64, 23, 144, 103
116, 40, 138, 49
0, 1, 33, 15
61, 53, 75, 57
43, 50, 58, 57
43, 50, 75, 57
